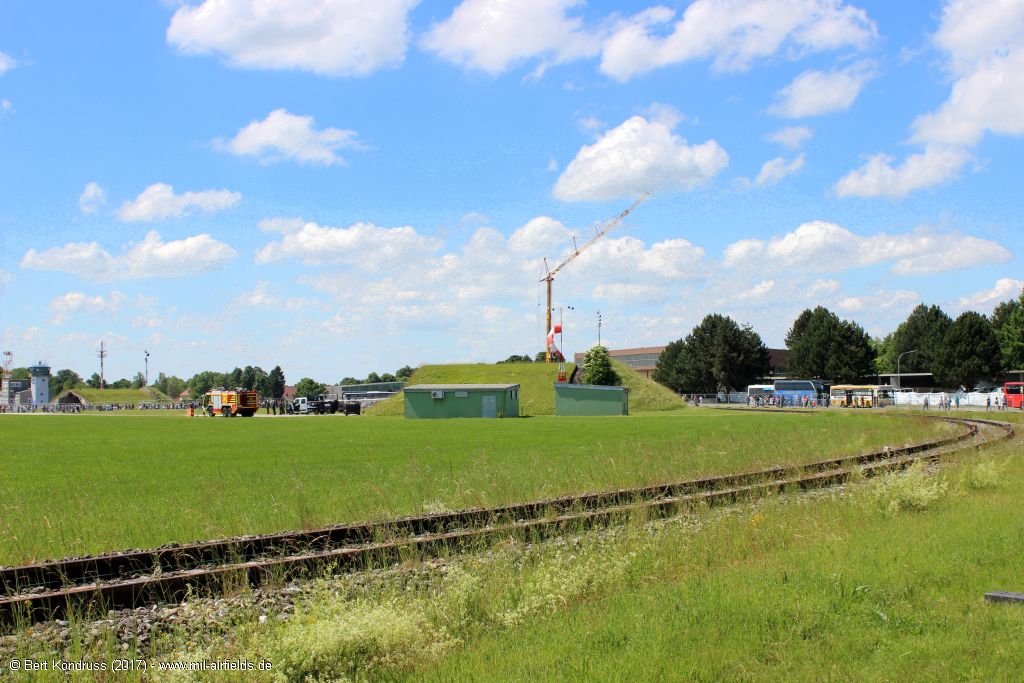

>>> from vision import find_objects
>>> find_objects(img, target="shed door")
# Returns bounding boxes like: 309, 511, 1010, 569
482, 394, 496, 418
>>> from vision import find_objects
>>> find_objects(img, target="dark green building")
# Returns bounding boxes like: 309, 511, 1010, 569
404, 384, 520, 419
554, 383, 628, 416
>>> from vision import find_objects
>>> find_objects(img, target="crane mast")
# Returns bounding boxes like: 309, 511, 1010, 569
540, 193, 650, 362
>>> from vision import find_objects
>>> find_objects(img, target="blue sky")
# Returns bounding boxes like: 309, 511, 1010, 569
1, 0, 1022, 384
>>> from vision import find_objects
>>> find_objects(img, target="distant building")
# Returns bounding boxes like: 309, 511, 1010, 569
574, 346, 790, 380
29, 363, 51, 405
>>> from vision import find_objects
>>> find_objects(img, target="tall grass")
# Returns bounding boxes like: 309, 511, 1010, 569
0, 411, 945, 564
56, 440, 1015, 681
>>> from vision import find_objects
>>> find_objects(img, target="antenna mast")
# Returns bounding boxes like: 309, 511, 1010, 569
98, 341, 107, 390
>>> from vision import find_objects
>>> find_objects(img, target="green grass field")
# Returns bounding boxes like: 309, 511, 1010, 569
0, 410, 946, 565
368, 360, 683, 416
412, 439, 1024, 682
120, 424, 1020, 682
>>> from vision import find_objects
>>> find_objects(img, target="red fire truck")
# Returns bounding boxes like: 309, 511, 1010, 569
203, 388, 259, 417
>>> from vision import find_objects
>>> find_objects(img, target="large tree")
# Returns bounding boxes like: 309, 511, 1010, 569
999, 305, 1024, 371
786, 307, 875, 382
265, 366, 286, 399
990, 286, 1024, 370
580, 345, 619, 386
934, 311, 1001, 388
294, 377, 326, 399
51, 368, 83, 395
652, 339, 686, 392
657, 314, 770, 393
187, 370, 227, 399
884, 304, 952, 374
154, 372, 186, 399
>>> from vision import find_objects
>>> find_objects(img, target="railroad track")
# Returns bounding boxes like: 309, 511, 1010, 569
0, 416, 1013, 626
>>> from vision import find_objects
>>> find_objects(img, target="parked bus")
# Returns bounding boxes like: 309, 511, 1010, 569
773, 379, 823, 406
746, 384, 774, 398
830, 384, 895, 408
1005, 382, 1024, 409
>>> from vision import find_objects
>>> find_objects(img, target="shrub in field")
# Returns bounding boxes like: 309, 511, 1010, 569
962, 459, 1005, 491
263, 597, 448, 681
870, 461, 949, 514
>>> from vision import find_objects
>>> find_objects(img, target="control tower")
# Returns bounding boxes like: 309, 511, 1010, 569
28, 363, 50, 405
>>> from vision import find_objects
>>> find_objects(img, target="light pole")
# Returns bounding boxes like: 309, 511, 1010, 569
144, 350, 150, 387
896, 349, 917, 390
557, 305, 574, 360
597, 310, 602, 347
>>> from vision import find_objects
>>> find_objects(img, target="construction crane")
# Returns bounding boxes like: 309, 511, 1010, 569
540, 193, 650, 362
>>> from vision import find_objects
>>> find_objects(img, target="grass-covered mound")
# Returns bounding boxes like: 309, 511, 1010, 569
369, 361, 682, 416
369, 363, 566, 416
60, 387, 170, 404
609, 359, 683, 412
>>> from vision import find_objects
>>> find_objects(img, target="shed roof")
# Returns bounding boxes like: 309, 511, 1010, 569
555, 383, 627, 392
405, 384, 519, 391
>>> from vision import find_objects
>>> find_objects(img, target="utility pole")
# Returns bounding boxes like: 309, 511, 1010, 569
98, 341, 107, 390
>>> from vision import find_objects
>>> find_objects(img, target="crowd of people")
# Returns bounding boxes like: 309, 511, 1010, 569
747, 394, 829, 408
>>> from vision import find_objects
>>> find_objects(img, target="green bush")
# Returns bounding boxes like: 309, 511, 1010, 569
870, 461, 949, 513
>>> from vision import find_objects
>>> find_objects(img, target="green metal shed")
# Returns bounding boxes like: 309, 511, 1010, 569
554, 383, 628, 416
404, 384, 521, 419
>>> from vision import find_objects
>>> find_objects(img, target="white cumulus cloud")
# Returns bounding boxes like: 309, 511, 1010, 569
167, 0, 418, 77
599, 0, 876, 81
833, 145, 971, 199
234, 281, 318, 311
722, 220, 1011, 275
254, 220, 443, 270
835, 0, 1024, 198
755, 153, 805, 186
0, 51, 16, 75
48, 291, 126, 324
955, 277, 1024, 312
767, 126, 814, 149
78, 182, 107, 214
218, 109, 362, 165
553, 114, 728, 201
769, 63, 874, 118
20, 231, 238, 282
421, 0, 600, 76
117, 183, 241, 222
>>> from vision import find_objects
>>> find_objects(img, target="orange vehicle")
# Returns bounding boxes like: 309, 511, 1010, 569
203, 388, 259, 417
1005, 382, 1024, 409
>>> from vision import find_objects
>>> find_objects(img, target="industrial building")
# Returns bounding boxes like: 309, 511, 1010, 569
554, 383, 628, 416
404, 384, 520, 419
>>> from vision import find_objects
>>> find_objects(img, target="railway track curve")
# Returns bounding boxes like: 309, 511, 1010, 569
0, 415, 1014, 626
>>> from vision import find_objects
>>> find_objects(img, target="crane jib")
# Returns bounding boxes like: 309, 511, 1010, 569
540, 193, 650, 362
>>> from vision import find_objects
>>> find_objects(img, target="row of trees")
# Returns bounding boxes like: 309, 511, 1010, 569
7, 367, 147, 395
498, 352, 565, 363
185, 365, 287, 399
654, 287, 1024, 394
337, 366, 414, 386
